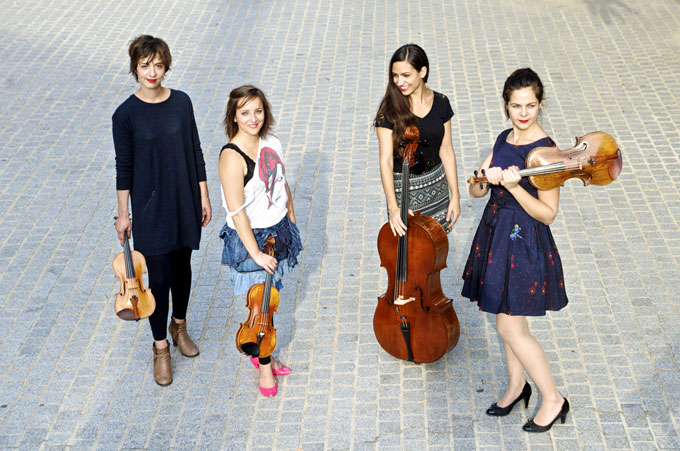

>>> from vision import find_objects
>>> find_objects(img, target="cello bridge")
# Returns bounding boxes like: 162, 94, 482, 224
394, 296, 415, 306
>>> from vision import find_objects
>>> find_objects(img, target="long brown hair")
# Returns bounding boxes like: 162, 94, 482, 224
223, 85, 275, 139
374, 44, 430, 155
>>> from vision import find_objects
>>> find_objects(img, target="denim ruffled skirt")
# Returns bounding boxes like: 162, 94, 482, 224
219, 215, 302, 295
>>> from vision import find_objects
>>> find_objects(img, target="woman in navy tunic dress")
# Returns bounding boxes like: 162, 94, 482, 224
113, 35, 212, 387
462, 68, 569, 432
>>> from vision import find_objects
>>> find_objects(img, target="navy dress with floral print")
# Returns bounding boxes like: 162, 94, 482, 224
461, 129, 568, 316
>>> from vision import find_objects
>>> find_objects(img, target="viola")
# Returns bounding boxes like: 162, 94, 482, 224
374, 126, 460, 363
467, 131, 622, 190
112, 231, 156, 320
235, 236, 279, 358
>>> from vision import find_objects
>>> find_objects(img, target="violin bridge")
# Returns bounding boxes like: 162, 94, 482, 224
394, 296, 415, 305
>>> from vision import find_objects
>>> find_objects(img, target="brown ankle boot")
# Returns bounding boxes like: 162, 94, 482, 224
169, 317, 199, 357
153, 341, 173, 386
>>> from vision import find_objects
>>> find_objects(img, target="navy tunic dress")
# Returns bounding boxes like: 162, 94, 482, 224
113, 89, 206, 256
461, 129, 568, 316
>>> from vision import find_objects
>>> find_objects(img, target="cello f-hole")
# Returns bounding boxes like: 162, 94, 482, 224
415, 286, 429, 312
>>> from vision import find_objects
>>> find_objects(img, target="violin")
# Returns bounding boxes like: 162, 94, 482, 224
235, 236, 279, 358
374, 126, 460, 363
112, 230, 156, 321
467, 131, 622, 190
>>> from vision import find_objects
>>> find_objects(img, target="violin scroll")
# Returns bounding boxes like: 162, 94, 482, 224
402, 125, 420, 167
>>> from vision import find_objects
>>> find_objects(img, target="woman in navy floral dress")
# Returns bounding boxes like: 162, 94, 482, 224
462, 68, 569, 432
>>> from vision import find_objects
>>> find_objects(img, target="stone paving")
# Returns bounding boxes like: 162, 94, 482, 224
1, 0, 679, 449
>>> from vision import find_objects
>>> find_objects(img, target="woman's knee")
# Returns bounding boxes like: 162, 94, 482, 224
496, 315, 528, 342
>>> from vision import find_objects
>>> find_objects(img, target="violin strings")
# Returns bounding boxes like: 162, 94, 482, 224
521, 160, 588, 177
471, 158, 599, 184
259, 313, 268, 333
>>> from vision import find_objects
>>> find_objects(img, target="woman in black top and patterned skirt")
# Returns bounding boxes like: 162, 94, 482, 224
113, 35, 212, 386
375, 44, 461, 236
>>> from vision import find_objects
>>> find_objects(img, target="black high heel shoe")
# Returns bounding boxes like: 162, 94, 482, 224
523, 398, 570, 432
486, 381, 532, 416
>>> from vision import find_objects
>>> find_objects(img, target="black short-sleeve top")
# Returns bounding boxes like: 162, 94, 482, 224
375, 91, 454, 174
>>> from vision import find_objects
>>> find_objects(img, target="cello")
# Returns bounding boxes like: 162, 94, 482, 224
467, 131, 622, 190
235, 236, 279, 358
374, 126, 460, 363
112, 230, 156, 320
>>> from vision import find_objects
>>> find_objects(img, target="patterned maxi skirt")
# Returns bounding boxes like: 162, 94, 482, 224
393, 163, 451, 232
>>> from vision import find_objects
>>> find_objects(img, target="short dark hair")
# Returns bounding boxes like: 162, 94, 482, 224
502, 68, 544, 118
128, 35, 172, 82
223, 85, 275, 139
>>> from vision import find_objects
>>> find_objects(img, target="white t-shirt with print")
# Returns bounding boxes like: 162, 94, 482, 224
222, 134, 288, 229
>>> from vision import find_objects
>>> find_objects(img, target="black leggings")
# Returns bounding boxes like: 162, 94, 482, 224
145, 247, 193, 341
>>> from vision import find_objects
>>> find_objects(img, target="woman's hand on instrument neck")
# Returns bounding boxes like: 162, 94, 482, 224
115, 215, 131, 246
484, 166, 521, 189
253, 251, 277, 275
500, 166, 521, 189
389, 205, 413, 237
484, 167, 503, 185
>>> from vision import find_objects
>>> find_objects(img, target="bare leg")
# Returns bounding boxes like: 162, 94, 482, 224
258, 357, 285, 388
496, 339, 527, 407
258, 361, 276, 389
496, 314, 564, 425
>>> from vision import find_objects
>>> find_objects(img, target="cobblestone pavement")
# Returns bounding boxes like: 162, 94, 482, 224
1, 0, 679, 449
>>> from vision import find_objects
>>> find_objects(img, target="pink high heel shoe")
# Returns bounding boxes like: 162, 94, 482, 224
250, 356, 292, 376
258, 381, 278, 397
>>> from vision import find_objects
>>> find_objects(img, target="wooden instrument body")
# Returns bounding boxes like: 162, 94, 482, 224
526, 131, 622, 190
112, 241, 155, 321
235, 282, 279, 358
375, 212, 460, 362
235, 236, 279, 358
373, 125, 460, 363
467, 131, 623, 191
